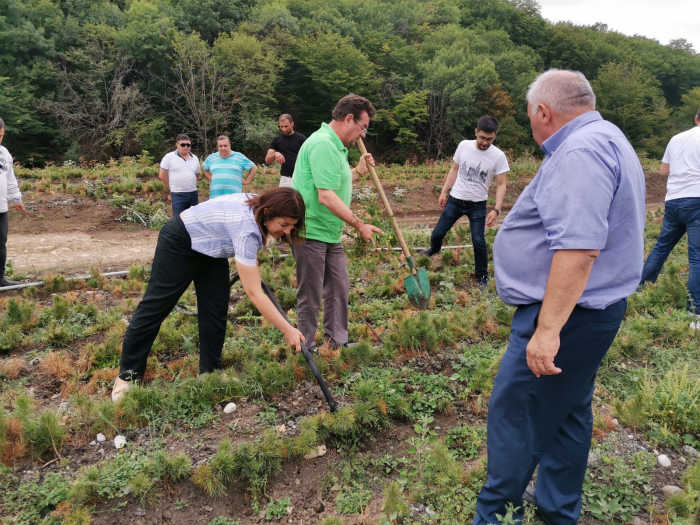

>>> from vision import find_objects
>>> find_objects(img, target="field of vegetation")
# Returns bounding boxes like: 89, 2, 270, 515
1, 158, 700, 525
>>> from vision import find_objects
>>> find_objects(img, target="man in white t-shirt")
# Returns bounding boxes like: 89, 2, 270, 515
159, 134, 201, 216
421, 115, 509, 286
640, 108, 700, 315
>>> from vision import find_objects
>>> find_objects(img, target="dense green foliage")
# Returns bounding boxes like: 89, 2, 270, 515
1, 0, 699, 165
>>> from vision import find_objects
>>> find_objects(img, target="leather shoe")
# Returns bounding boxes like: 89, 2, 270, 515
1, 277, 20, 287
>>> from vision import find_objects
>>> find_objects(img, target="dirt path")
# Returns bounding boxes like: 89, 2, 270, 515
4, 171, 667, 275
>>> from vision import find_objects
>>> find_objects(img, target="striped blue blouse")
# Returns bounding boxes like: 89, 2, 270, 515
181, 193, 263, 266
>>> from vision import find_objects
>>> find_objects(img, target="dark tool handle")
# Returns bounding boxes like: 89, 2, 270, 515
229, 272, 337, 412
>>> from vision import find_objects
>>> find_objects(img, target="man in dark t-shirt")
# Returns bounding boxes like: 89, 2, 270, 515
265, 114, 307, 187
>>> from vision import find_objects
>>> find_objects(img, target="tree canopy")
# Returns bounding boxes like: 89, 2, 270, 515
0, 0, 698, 164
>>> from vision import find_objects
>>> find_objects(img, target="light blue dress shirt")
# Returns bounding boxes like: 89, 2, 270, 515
493, 111, 646, 309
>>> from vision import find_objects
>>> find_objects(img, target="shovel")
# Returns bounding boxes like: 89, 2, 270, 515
356, 138, 431, 310
229, 272, 337, 412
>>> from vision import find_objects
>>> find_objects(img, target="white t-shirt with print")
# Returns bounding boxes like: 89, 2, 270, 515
663, 126, 700, 201
160, 150, 200, 193
450, 140, 509, 202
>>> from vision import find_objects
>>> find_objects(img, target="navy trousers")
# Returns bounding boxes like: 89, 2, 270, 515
171, 190, 199, 217
473, 298, 627, 525
429, 196, 488, 281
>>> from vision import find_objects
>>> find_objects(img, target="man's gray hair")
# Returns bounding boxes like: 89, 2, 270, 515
526, 69, 596, 115
0, 118, 4, 129
217, 135, 230, 144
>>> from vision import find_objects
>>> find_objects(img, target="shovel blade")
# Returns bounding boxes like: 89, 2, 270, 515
403, 267, 431, 310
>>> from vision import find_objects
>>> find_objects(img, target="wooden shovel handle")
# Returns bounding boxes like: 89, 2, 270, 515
357, 138, 414, 263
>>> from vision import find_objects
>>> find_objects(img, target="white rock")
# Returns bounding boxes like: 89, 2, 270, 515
89, 440, 96, 446
114, 435, 127, 449
658, 454, 672, 468
223, 402, 237, 414
96, 433, 106, 442
662, 485, 684, 496
276, 424, 287, 434
304, 444, 327, 460
683, 445, 700, 458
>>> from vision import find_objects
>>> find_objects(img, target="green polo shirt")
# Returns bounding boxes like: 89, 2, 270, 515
292, 123, 353, 244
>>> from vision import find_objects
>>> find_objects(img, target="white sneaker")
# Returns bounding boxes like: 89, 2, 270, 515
111, 377, 131, 402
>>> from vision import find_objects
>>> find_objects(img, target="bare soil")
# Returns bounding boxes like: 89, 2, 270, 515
6, 171, 668, 276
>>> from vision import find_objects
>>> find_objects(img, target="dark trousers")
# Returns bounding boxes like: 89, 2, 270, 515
640, 197, 700, 313
430, 196, 488, 281
119, 215, 230, 381
0, 212, 7, 278
473, 298, 627, 525
291, 239, 349, 347
171, 190, 199, 217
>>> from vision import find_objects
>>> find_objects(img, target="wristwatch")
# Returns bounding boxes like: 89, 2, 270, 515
493, 209, 501, 216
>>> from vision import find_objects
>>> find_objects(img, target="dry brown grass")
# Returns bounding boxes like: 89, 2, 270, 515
0, 357, 27, 379
83, 368, 119, 395
39, 351, 75, 380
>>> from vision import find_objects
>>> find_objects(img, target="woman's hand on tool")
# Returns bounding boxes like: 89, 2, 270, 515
283, 326, 305, 353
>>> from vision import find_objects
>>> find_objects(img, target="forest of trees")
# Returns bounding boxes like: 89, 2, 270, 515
1, 0, 700, 165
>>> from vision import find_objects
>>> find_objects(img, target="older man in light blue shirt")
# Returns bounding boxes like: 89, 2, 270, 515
473, 70, 646, 525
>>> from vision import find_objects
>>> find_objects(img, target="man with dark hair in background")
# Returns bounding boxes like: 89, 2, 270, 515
159, 134, 201, 216
421, 115, 509, 286
639, 107, 700, 321
291, 94, 383, 350
266, 114, 307, 188
0, 118, 26, 287
202, 136, 257, 198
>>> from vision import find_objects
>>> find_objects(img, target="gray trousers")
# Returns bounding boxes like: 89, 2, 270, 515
292, 239, 349, 347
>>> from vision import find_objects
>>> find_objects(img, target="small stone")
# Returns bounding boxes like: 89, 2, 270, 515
425, 507, 436, 517
653, 449, 660, 456
223, 402, 237, 414
276, 424, 287, 434
114, 435, 127, 449
89, 440, 96, 446
304, 444, 327, 460
295, 479, 301, 486
587, 452, 600, 467
658, 454, 672, 468
96, 433, 106, 442
663, 485, 684, 496
203, 506, 213, 513
633, 518, 644, 525
683, 445, 700, 458
286, 505, 293, 515
628, 434, 634, 439
134, 507, 146, 517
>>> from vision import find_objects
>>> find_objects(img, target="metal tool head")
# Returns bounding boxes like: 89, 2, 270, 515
403, 257, 431, 310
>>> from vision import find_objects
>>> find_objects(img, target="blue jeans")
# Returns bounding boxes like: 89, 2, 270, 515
640, 197, 700, 313
171, 191, 199, 217
473, 299, 627, 525
429, 196, 488, 281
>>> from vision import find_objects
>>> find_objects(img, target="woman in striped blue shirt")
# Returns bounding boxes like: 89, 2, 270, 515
112, 187, 306, 401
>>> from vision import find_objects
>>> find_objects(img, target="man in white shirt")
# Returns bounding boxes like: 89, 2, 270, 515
421, 115, 509, 286
0, 118, 26, 286
159, 134, 201, 216
640, 108, 700, 315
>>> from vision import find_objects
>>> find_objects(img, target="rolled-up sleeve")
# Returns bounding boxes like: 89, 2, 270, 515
231, 230, 262, 266
533, 149, 617, 251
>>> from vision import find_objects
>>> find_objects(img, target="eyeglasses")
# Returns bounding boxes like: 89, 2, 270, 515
476, 136, 495, 143
354, 118, 369, 135
178, 143, 192, 147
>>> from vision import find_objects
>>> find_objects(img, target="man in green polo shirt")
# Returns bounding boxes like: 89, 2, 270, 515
291, 93, 383, 350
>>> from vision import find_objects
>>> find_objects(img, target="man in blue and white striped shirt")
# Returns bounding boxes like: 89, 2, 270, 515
202, 136, 258, 197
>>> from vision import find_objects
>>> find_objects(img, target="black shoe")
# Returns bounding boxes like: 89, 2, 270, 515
1, 277, 20, 287
419, 249, 433, 257
324, 340, 358, 350
477, 278, 488, 288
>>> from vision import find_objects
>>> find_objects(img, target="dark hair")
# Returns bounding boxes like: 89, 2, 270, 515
331, 94, 376, 122
246, 187, 306, 244
696, 108, 700, 120
476, 116, 499, 134
279, 114, 293, 123
0, 118, 4, 129
217, 135, 230, 144
176, 134, 190, 143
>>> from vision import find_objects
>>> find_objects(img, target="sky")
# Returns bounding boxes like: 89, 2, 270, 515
536, 0, 700, 52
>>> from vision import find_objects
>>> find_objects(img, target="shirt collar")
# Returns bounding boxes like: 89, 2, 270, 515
321, 122, 347, 153
541, 110, 602, 156
175, 150, 191, 160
